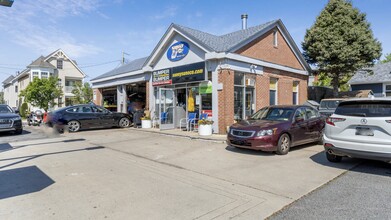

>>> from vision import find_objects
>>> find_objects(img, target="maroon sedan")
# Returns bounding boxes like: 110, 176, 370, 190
227, 105, 325, 155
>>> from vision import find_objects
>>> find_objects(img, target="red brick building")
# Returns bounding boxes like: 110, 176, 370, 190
91, 18, 310, 134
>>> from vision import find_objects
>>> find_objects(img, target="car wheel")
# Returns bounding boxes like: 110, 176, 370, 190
118, 117, 130, 128
68, 120, 80, 132
276, 133, 291, 155
326, 151, 342, 162
15, 129, 23, 135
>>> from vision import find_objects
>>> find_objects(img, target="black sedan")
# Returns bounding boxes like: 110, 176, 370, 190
0, 104, 23, 134
46, 104, 131, 132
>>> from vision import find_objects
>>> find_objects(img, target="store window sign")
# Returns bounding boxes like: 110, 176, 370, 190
167, 41, 189, 62
199, 81, 212, 94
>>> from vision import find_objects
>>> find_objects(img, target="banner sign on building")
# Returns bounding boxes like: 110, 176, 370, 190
152, 62, 205, 86
167, 41, 189, 62
152, 68, 172, 86
171, 62, 205, 84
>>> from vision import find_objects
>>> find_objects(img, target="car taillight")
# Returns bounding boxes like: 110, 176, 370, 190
326, 117, 346, 126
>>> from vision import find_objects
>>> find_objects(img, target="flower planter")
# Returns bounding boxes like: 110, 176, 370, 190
141, 120, 152, 129
198, 124, 212, 136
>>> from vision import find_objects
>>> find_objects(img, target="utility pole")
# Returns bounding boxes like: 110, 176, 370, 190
122, 51, 130, 64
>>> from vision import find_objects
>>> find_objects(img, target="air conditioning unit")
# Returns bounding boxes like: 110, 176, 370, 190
246, 78, 255, 86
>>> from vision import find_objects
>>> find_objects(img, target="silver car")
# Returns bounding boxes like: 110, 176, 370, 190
323, 98, 391, 162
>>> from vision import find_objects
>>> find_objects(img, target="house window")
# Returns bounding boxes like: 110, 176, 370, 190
273, 30, 278, 47
58, 97, 63, 107
32, 72, 39, 79
293, 81, 299, 105
41, 72, 48, 79
234, 73, 255, 120
16, 100, 18, 107
15, 85, 18, 93
386, 85, 391, 97
58, 79, 62, 87
270, 78, 278, 105
57, 60, 63, 69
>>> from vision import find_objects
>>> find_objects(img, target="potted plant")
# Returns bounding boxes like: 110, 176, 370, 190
198, 119, 213, 136
141, 114, 152, 129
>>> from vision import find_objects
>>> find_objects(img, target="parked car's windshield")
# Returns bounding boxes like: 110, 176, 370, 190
251, 107, 293, 121
0, 105, 13, 113
334, 100, 391, 117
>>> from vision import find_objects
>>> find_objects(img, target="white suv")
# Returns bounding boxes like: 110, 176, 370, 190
323, 98, 391, 162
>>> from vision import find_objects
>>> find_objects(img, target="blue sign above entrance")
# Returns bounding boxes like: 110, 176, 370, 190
167, 41, 189, 62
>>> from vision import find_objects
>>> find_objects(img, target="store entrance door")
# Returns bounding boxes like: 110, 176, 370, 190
159, 88, 175, 130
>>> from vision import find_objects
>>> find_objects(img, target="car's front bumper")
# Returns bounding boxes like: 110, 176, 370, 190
227, 135, 278, 151
324, 135, 391, 161
0, 120, 22, 133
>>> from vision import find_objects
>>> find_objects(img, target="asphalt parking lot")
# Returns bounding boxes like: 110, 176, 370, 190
0, 126, 358, 219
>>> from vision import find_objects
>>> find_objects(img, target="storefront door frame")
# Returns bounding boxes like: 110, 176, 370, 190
159, 88, 176, 130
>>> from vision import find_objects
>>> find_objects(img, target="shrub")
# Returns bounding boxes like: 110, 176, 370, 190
198, 119, 214, 125
20, 102, 28, 118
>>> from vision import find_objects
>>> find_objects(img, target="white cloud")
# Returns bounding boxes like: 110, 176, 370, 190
150, 6, 178, 20
0, 0, 103, 58
115, 27, 167, 60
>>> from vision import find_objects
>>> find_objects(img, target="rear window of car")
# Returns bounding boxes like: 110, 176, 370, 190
320, 100, 343, 109
334, 100, 391, 117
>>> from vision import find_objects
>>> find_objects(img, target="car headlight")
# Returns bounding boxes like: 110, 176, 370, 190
257, 128, 276, 136
10, 116, 21, 121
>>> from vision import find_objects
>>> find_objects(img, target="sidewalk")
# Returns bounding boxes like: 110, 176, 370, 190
128, 127, 227, 143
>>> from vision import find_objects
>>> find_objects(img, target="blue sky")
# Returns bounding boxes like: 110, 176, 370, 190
0, 0, 390, 85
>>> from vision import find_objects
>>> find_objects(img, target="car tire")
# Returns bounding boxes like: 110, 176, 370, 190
276, 133, 291, 155
15, 129, 23, 135
68, 120, 80, 132
326, 151, 342, 162
118, 117, 130, 128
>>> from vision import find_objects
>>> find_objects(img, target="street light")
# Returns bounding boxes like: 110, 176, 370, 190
0, 0, 14, 7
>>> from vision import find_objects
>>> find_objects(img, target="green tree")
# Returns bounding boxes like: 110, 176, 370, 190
0, 91, 4, 104
302, 0, 382, 96
71, 82, 93, 104
19, 77, 63, 112
381, 53, 391, 63
314, 72, 350, 92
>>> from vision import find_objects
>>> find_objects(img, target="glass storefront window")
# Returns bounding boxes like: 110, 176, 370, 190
234, 73, 255, 120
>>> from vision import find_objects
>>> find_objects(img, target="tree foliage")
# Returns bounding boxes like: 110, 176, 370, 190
314, 72, 350, 92
0, 91, 4, 104
19, 77, 63, 112
302, 0, 382, 96
71, 82, 93, 104
381, 53, 391, 63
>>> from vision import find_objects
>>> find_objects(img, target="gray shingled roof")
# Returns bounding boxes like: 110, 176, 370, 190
173, 20, 278, 52
349, 62, 391, 84
92, 56, 148, 81
2, 75, 14, 85
27, 56, 56, 69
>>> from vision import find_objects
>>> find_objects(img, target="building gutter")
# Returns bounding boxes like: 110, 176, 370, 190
205, 52, 308, 76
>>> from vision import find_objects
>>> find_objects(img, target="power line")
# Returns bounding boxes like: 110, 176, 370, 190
78, 60, 121, 68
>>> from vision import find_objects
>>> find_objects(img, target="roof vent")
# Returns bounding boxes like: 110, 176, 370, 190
241, 14, 248, 30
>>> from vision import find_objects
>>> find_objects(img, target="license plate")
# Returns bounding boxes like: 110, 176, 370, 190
355, 127, 374, 136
